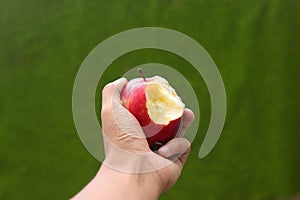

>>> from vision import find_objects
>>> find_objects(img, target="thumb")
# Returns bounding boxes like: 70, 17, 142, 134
158, 138, 191, 165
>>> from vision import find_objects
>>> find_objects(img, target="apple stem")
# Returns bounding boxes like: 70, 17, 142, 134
138, 68, 146, 82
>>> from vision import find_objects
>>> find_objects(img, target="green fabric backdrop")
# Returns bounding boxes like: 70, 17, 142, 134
0, 0, 299, 199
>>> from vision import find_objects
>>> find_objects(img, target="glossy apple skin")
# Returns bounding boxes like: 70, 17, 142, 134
121, 78, 182, 150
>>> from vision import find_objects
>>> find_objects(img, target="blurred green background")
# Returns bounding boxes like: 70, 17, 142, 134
1, 0, 300, 199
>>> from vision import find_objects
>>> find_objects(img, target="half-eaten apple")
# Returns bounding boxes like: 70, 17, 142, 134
121, 69, 185, 150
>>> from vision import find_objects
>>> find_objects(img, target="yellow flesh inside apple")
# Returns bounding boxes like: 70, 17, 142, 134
145, 77, 185, 125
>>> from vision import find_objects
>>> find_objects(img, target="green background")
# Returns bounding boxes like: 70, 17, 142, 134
1, 0, 299, 199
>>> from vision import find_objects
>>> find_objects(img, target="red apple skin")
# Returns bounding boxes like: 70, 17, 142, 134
121, 78, 182, 150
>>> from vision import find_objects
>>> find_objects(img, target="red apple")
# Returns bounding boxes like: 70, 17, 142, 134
121, 69, 185, 150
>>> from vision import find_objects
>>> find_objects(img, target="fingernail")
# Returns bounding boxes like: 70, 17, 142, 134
159, 146, 170, 156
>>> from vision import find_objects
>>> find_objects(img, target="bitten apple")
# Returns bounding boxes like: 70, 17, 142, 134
121, 69, 185, 150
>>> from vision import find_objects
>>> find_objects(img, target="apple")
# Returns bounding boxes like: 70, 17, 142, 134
121, 69, 185, 150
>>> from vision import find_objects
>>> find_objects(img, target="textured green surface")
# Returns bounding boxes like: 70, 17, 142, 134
0, 0, 300, 199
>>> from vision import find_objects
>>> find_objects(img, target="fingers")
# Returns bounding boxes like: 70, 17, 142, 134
102, 78, 127, 105
158, 138, 191, 165
101, 78, 127, 117
101, 78, 148, 152
101, 77, 127, 136
178, 108, 195, 137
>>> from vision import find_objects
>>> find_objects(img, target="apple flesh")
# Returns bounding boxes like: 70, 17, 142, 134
121, 75, 185, 150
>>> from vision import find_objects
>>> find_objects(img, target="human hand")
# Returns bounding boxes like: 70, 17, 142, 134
101, 77, 194, 191
72, 77, 194, 200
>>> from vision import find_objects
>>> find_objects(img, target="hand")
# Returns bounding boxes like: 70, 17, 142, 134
72, 78, 194, 200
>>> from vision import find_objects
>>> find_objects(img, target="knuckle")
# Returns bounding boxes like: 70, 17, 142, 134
102, 84, 114, 96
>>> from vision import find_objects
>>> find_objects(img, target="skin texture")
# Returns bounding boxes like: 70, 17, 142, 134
121, 77, 183, 149
72, 78, 194, 200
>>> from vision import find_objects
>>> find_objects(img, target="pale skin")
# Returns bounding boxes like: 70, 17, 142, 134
72, 78, 195, 200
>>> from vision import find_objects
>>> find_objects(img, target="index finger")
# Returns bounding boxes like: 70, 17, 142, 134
177, 108, 195, 137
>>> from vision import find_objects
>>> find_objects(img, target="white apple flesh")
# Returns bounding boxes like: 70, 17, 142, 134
121, 72, 185, 150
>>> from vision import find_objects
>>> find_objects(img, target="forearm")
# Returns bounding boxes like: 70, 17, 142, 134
72, 164, 160, 200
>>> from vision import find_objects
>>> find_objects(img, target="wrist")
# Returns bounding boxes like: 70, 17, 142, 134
72, 163, 161, 200
97, 164, 161, 200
